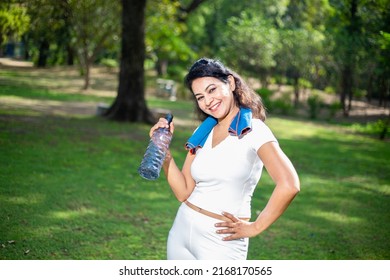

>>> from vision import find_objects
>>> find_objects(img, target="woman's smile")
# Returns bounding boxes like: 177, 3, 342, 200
208, 101, 221, 113
192, 76, 236, 121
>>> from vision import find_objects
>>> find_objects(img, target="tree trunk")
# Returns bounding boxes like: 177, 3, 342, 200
379, 76, 390, 108
83, 61, 90, 90
293, 76, 300, 107
104, 0, 154, 123
156, 58, 168, 76
0, 36, 3, 57
339, 0, 361, 117
366, 72, 374, 103
66, 45, 75, 66
379, 116, 388, 140
37, 39, 50, 67
340, 65, 353, 117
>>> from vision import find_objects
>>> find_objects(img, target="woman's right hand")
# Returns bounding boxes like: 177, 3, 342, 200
149, 117, 175, 138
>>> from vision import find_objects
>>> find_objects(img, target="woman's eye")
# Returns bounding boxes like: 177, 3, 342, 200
197, 96, 204, 101
209, 87, 216, 93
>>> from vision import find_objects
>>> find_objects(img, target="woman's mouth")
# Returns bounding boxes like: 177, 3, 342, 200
208, 102, 221, 112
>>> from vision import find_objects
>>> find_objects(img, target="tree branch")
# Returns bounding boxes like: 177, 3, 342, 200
177, 0, 208, 22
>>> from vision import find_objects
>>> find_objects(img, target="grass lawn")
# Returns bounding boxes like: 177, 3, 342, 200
0, 67, 389, 260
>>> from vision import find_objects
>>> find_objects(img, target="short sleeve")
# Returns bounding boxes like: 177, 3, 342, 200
247, 119, 278, 152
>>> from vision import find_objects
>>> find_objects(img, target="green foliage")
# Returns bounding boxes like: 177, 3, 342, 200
68, 0, 120, 63
273, 92, 294, 115
273, 76, 288, 85
2, 0, 389, 122
324, 86, 336, 95
99, 58, 118, 68
166, 63, 187, 81
2, 1, 384, 94
0, 3, 30, 44
350, 119, 390, 140
146, 0, 195, 63
256, 87, 274, 112
298, 78, 312, 89
256, 88, 299, 116
327, 0, 390, 111
277, 28, 327, 86
353, 88, 367, 100
307, 93, 323, 119
327, 100, 342, 119
220, 11, 280, 81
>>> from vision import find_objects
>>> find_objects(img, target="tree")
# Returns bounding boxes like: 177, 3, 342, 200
329, 0, 368, 116
69, 0, 120, 89
358, 0, 390, 108
24, 0, 74, 67
220, 11, 280, 87
0, 1, 30, 57
274, 0, 332, 107
146, 0, 195, 77
105, 0, 206, 123
328, 0, 390, 116
104, 0, 154, 123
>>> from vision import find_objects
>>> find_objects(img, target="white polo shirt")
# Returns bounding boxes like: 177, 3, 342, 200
188, 119, 277, 218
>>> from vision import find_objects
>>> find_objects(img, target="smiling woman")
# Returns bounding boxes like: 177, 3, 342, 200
185, 58, 266, 122
146, 58, 300, 260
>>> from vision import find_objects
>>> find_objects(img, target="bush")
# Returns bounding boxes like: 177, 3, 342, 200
307, 93, 323, 119
298, 78, 312, 90
328, 101, 342, 119
324, 86, 336, 95
353, 88, 367, 100
273, 76, 288, 85
352, 119, 390, 140
256, 88, 274, 112
167, 64, 187, 81
99, 58, 118, 68
273, 92, 294, 115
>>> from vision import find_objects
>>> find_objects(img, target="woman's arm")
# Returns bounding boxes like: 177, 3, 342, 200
252, 141, 300, 233
162, 150, 196, 202
216, 141, 300, 240
149, 118, 196, 202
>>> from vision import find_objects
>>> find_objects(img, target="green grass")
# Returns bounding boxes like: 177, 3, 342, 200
0, 68, 389, 260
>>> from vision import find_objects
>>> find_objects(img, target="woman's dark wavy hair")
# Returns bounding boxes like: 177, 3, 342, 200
184, 58, 266, 121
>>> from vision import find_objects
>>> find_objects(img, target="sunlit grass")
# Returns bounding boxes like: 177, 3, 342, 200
0, 68, 389, 260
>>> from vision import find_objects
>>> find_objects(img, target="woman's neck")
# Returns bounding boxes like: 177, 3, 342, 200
217, 106, 240, 127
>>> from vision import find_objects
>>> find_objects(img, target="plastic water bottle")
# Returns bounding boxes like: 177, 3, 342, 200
138, 113, 173, 180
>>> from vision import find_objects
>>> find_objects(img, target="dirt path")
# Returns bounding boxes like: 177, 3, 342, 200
0, 95, 98, 117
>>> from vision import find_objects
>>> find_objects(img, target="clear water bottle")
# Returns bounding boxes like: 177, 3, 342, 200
138, 113, 173, 180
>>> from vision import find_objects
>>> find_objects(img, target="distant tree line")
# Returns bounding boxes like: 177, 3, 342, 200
1, 0, 389, 121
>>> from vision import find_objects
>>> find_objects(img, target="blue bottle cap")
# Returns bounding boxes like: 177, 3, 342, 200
165, 113, 173, 124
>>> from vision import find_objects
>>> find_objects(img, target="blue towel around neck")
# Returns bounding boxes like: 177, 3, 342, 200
185, 107, 253, 154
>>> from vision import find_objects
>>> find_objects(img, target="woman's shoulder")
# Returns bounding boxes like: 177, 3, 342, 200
251, 118, 269, 130
247, 118, 277, 144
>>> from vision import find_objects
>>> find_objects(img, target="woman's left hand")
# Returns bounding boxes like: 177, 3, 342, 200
215, 212, 259, 241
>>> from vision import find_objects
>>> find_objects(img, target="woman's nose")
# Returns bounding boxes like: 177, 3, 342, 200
204, 94, 213, 106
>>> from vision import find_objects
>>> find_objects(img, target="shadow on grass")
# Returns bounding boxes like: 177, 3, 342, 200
249, 131, 390, 259
0, 114, 184, 259
1, 113, 389, 260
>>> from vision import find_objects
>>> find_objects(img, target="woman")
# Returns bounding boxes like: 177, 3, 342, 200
149, 58, 300, 260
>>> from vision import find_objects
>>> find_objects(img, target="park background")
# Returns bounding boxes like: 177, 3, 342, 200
0, 0, 389, 260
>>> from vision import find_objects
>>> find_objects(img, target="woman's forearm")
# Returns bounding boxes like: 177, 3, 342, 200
253, 182, 300, 234
162, 150, 195, 202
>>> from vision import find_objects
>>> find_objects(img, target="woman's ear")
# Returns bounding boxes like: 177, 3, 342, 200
228, 75, 236, 91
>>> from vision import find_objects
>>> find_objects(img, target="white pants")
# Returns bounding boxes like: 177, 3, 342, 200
167, 203, 249, 260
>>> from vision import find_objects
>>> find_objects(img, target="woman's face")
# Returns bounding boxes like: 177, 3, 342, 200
191, 76, 237, 121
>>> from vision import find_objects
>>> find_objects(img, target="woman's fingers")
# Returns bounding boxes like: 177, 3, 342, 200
149, 118, 172, 137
